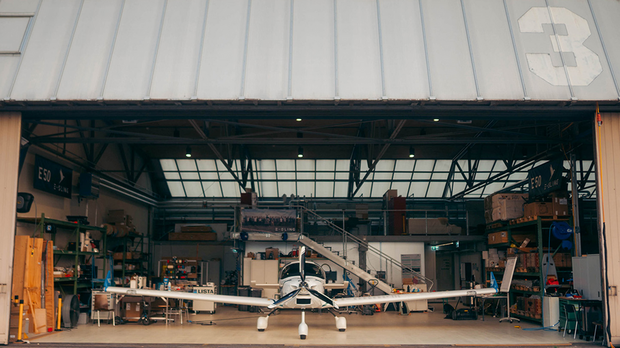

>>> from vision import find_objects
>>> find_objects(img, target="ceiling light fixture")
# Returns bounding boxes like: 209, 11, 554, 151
185, 146, 192, 158
297, 147, 304, 158
433, 118, 439, 122
409, 147, 415, 158
296, 118, 302, 122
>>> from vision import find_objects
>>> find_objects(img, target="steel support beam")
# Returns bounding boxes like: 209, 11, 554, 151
189, 119, 245, 190
350, 120, 406, 198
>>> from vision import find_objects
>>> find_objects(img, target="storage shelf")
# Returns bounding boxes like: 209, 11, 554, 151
17, 216, 106, 232
510, 289, 539, 295
54, 250, 100, 256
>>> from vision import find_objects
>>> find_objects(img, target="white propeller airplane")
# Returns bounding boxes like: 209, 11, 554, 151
106, 247, 500, 339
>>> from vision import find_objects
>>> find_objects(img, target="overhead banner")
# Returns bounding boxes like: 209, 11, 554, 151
528, 159, 564, 198
33, 155, 72, 198
241, 209, 296, 233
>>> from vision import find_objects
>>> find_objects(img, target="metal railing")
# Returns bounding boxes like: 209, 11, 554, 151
298, 205, 435, 291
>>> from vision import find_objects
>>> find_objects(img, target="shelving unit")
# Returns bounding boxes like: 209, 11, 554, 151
17, 213, 107, 295
112, 232, 149, 285
485, 216, 572, 323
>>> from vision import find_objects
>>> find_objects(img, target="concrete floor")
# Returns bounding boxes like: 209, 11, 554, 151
27, 304, 591, 346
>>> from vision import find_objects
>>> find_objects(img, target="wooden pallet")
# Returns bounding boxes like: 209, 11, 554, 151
510, 215, 571, 225
486, 221, 506, 230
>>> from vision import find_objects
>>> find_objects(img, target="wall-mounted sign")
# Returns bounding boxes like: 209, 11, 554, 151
33, 155, 72, 198
241, 209, 296, 233
528, 159, 564, 198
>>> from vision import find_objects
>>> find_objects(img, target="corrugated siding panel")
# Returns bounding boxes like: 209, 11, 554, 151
0, 0, 39, 12
0, 113, 21, 345
336, 0, 382, 100
597, 112, 620, 344
149, 0, 206, 100
464, 0, 524, 100
244, 0, 290, 100
546, 0, 618, 101
10, 0, 80, 100
56, 0, 123, 100
195, 0, 247, 100
422, 0, 477, 100
290, 0, 335, 100
1, 0, 620, 102
102, 0, 165, 100
588, 0, 620, 100
379, 0, 428, 100
507, 0, 572, 100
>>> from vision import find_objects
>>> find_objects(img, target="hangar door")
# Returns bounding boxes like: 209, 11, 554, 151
595, 112, 620, 346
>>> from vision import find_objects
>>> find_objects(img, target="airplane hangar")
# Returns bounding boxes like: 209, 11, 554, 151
1, 0, 620, 346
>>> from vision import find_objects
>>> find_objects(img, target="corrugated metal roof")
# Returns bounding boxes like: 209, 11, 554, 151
1, 0, 619, 103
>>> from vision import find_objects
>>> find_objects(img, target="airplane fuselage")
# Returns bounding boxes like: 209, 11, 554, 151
279, 275, 327, 309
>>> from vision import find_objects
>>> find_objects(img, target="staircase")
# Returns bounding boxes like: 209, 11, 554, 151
298, 206, 435, 294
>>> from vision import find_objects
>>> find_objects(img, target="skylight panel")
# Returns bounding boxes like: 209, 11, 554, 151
167, 181, 185, 197
183, 181, 204, 197
176, 159, 197, 171
160, 159, 178, 171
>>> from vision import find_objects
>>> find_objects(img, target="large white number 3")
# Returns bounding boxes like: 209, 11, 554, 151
518, 7, 602, 86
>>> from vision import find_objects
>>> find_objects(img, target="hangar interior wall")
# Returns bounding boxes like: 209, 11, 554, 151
15, 142, 152, 279
595, 112, 620, 345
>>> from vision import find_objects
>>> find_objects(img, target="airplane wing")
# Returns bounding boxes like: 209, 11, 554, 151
333, 288, 497, 307
105, 286, 274, 307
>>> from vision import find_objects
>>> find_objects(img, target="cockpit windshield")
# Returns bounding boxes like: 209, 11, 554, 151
280, 262, 325, 280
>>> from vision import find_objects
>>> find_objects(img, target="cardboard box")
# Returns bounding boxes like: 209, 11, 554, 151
484, 193, 528, 223
107, 209, 126, 224
551, 193, 570, 216
113, 252, 133, 260
488, 231, 508, 245
181, 225, 213, 233
356, 204, 369, 220
524, 202, 554, 217
265, 248, 279, 260
168, 232, 217, 241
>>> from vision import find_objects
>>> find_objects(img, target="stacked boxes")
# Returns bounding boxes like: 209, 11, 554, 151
484, 193, 528, 223
553, 253, 572, 268
169, 224, 218, 241
487, 231, 508, 245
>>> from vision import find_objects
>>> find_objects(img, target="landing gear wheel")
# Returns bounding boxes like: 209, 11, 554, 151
258, 329, 265, 332
339, 329, 345, 332
300, 335, 306, 340
141, 317, 151, 325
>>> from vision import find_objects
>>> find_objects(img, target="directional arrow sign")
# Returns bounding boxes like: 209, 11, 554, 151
33, 155, 72, 198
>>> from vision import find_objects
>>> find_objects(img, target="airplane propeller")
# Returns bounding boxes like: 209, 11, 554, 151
268, 246, 338, 309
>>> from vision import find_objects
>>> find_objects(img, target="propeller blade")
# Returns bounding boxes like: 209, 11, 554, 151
307, 288, 338, 309
268, 288, 301, 309
299, 246, 306, 282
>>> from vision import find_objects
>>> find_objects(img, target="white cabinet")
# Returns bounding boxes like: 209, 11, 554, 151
404, 284, 428, 312
572, 254, 602, 301
242, 259, 279, 299
192, 284, 217, 313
